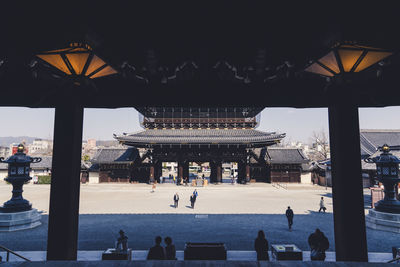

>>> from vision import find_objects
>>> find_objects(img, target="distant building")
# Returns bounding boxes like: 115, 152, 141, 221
0, 146, 10, 158
10, 143, 29, 155
29, 139, 52, 155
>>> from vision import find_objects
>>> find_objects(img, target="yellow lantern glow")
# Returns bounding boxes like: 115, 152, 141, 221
305, 42, 392, 77
36, 43, 117, 79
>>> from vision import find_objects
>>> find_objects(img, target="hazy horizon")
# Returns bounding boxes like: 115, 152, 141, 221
0, 107, 399, 144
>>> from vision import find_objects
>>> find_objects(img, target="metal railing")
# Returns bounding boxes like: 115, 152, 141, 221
0, 245, 31, 262
272, 182, 287, 190
388, 256, 400, 263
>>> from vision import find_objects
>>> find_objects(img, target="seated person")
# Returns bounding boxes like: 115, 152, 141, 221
147, 236, 166, 260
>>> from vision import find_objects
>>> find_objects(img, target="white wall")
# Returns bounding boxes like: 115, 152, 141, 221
88, 171, 99, 184
301, 172, 312, 184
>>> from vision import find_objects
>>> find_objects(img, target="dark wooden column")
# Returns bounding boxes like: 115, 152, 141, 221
210, 161, 216, 183
237, 161, 245, 184
328, 104, 368, 262
178, 161, 184, 179
47, 104, 83, 261
216, 161, 222, 183
246, 164, 251, 182
149, 165, 155, 183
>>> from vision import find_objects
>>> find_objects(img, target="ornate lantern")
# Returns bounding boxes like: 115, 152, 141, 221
364, 144, 400, 213
304, 41, 392, 78
0, 144, 42, 212
36, 42, 118, 82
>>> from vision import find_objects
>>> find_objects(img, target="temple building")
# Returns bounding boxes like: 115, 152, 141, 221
91, 106, 307, 184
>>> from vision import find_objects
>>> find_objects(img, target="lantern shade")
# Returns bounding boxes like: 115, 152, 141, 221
36, 43, 117, 79
305, 43, 393, 77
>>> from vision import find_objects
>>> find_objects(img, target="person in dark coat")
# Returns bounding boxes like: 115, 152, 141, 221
147, 236, 166, 260
173, 193, 179, 208
254, 230, 269, 261
192, 193, 197, 208
285, 206, 294, 231
308, 228, 329, 261
164, 236, 176, 260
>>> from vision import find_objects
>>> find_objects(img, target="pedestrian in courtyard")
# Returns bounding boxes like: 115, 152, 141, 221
285, 206, 294, 231
318, 197, 326, 213
193, 189, 198, 197
308, 228, 329, 261
190, 193, 197, 209
147, 236, 166, 260
174, 192, 179, 208
164, 236, 177, 260
151, 183, 156, 193
160, 176, 163, 184
184, 177, 188, 186
254, 230, 269, 261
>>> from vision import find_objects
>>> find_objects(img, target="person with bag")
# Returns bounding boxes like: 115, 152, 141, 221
318, 197, 326, 213
308, 228, 329, 261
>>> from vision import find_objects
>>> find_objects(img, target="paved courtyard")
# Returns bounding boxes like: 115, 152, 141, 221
0, 182, 396, 254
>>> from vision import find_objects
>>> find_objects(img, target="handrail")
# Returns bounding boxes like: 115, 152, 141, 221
0, 245, 31, 262
388, 256, 400, 263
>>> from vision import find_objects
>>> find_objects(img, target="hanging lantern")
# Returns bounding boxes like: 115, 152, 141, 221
305, 42, 393, 77
36, 43, 117, 79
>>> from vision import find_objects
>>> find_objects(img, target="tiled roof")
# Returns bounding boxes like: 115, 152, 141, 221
360, 130, 400, 156
116, 129, 285, 146
0, 156, 52, 170
91, 147, 138, 164
267, 148, 309, 164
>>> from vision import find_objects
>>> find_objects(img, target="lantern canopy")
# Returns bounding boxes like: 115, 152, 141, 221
36, 43, 118, 79
305, 42, 393, 77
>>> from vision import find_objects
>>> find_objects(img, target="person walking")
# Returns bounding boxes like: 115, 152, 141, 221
174, 193, 179, 208
318, 197, 326, 213
147, 236, 166, 260
164, 236, 177, 260
285, 206, 294, 231
254, 230, 269, 261
308, 228, 329, 261
193, 189, 198, 197
192, 192, 197, 208
151, 183, 156, 193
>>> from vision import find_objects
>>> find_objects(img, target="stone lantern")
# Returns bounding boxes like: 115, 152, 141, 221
365, 144, 400, 213
0, 144, 41, 212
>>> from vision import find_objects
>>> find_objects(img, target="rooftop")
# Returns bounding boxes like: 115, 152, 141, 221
360, 129, 400, 156
267, 148, 309, 164
116, 129, 285, 147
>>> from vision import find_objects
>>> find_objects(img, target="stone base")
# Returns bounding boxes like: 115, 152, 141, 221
366, 209, 400, 233
0, 208, 41, 232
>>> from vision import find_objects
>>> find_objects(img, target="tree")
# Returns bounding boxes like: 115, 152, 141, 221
82, 154, 90, 162
309, 130, 330, 161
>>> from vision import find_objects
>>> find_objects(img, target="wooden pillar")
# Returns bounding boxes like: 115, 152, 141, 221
149, 165, 155, 183
328, 104, 368, 262
178, 161, 184, 179
47, 104, 83, 260
183, 161, 189, 179
246, 164, 250, 182
216, 161, 222, 183
237, 162, 245, 183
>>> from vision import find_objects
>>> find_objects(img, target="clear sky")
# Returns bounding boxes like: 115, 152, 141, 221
0, 106, 399, 144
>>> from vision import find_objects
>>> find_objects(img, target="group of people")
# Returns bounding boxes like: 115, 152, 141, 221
255, 229, 329, 261
284, 197, 327, 231
173, 189, 198, 209
147, 236, 176, 260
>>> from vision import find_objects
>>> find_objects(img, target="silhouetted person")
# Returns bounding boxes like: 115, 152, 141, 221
308, 228, 329, 261
254, 230, 269, 261
147, 236, 166, 260
164, 236, 176, 260
286, 206, 294, 231
115, 230, 128, 252
318, 197, 326, 213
